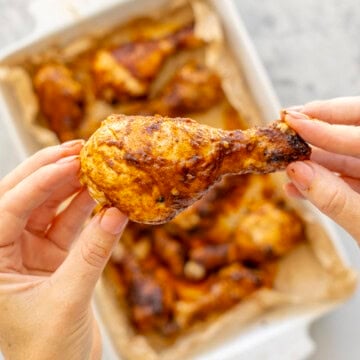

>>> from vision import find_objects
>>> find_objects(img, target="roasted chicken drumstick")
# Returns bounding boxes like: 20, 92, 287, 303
92, 24, 201, 103
80, 114, 310, 224
34, 64, 85, 141
126, 61, 224, 116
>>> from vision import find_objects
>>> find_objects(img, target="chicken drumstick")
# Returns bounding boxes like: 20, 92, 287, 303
80, 114, 310, 224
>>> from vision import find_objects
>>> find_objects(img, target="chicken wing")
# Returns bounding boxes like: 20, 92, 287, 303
80, 114, 311, 224
33, 64, 85, 141
92, 24, 202, 103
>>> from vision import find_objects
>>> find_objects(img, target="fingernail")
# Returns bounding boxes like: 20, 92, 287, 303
287, 162, 314, 191
285, 105, 304, 112
284, 110, 309, 120
100, 207, 128, 235
60, 139, 85, 148
56, 155, 79, 164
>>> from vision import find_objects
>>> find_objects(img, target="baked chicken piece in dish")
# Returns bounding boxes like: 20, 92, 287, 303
111, 246, 273, 335
170, 175, 304, 266
33, 64, 85, 141
107, 173, 303, 336
126, 61, 224, 116
92, 23, 202, 103
129, 256, 270, 334
80, 114, 311, 224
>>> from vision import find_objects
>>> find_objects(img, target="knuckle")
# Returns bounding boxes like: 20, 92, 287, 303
54, 221, 79, 244
341, 155, 354, 170
0, 194, 21, 219
317, 186, 347, 217
354, 129, 360, 151
32, 145, 59, 162
32, 165, 60, 194
0, 199, 7, 214
0, 192, 11, 207
0, 183, 6, 198
80, 238, 110, 268
305, 100, 327, 116
43, 198, 61, 211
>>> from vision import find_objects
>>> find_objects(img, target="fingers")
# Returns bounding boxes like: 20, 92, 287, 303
341, 176, 360, 193
21, 235, 68, 274
25, 175, 82, 235
46, 189, 96, 251
0, 156, 80, 245
286, 161, 360, 241
53, 207, 127, 305
0, 140, 84, 197
90, 316, 102, 360
284, 111, 360, 157
310, 147, 360, 178
302, 96, 360, 125
283, 182, 304, 199
285, 176, 360, 197
8, 191, 95, 274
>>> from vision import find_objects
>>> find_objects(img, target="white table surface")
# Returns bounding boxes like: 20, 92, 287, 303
1, 1, 360, 359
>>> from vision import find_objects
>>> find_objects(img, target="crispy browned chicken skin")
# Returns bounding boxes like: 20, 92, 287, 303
126, 61, 224, 116
33, 64, 85, 141
80, 114, 310, 224
92, 24, 202, 102
172, 175, 304, 264
113, 251, 271, 334
108, 173, 302, 335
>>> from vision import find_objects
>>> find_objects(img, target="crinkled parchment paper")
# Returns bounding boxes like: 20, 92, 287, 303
0, 1, 357, 359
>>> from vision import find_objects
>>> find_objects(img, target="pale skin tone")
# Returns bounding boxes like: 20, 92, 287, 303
0, 96, 360, 358
285, 96, 360, 242
0, 140, 128, 359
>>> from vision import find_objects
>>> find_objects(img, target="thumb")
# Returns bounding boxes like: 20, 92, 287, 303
53, 207, 128, 304
287, 160, 360, 242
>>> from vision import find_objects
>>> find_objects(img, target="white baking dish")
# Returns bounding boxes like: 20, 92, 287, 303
0, 1, 354, 359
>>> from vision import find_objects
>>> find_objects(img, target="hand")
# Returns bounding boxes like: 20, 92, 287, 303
284, 96, 360, 243
0, 140, 128, 360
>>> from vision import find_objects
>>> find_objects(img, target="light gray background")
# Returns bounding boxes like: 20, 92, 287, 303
1, 1, 360, 359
